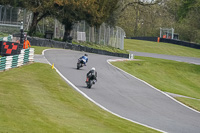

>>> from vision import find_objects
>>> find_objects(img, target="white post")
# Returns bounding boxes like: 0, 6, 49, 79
54, 19, 56, 38
43, 18, 44, 34
89, 27, 91, 42
172, 28, 174, 39
160, 27, 162, 38
83, 21, 85, 32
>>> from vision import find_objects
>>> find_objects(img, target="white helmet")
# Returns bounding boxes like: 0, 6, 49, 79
91, 67, 95, 71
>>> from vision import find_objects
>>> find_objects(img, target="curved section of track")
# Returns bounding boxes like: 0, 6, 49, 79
44, 49, 200, 133
132, 51, 200, 65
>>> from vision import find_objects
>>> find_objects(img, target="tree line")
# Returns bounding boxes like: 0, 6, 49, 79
0, 0, 198, 44
117, 0, 200, 44
0, 0, 121, 42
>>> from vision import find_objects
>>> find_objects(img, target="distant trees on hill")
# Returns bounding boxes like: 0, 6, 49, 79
117, 0, 200, 44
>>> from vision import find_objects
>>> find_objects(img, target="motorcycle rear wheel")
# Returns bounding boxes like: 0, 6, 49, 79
77, 63, 80, 69
87, 80, 93, 88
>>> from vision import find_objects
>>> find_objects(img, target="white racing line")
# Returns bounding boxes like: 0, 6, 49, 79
108, 59, 200, 114
42, 49, 200, 133
42, 49, 166, 132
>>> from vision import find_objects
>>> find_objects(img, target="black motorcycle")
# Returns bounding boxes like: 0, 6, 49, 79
86, 77, 96, 88
77, 58, 85, 69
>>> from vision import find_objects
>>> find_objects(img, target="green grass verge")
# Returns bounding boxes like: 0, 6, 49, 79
175, 97, 200, 111
111, 56, 200, 110
125, 39, 200, 58
0, 63, 160, 133
31, 46, 52, 54
73, 41, 128, 54
31, 41, 128, 55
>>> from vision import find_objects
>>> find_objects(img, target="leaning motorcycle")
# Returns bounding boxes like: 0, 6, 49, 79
86, 77, 95, 88
77, 58, 85, 69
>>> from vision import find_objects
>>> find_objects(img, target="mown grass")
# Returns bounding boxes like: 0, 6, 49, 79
111, 56, 200, 111
31, 46, 52, 54
31, 41, 128, 55
0, 63, 160, 133
175, 97, 200, 111
73, 41, 128, 54
125, 39, 200, 58
32, 37, 200, 57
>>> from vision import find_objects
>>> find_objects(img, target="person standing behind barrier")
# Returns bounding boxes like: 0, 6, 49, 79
23, 36, 31, 49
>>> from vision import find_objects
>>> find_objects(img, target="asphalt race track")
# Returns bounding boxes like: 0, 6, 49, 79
44, 49, 200, 133
132, 51, 200, 65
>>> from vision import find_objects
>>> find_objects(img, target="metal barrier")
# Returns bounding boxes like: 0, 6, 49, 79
128, 37, 200, 49
28, 36, 129, 58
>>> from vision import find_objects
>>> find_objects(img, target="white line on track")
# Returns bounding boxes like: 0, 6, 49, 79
42, 49, 166, 133
108, 59, 200, 114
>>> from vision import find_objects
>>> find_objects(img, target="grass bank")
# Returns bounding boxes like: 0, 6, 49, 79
111, 56, 200, 111
125, 39, 200, 58
31, 46, 52, 54
73, 41, 128, 54
31, 41, 128, 55
0, 63, 159, 133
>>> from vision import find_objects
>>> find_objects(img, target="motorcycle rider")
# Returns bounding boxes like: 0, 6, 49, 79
79, 54, 88, 66
86, 67, 97, 84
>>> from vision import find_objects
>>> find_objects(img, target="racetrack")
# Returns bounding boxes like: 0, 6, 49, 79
44, 49, 200, 133
132, 51, 200, 65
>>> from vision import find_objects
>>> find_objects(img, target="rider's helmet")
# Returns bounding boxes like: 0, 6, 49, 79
91, 67, 95, 71
85, 54, 88, 56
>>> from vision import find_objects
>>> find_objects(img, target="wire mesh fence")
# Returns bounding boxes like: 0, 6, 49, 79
53, 19, 65, 39
0, 5, 125, 50
0, 5, 20, 34
70, 21, 125, 49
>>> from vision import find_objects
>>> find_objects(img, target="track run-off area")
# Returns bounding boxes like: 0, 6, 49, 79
44, 49, 200, 133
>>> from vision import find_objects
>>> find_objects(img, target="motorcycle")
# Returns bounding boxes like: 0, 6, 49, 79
86, 77, 96, 88
77, 58, 86, 69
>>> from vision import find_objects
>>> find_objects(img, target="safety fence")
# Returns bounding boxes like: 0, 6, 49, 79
71, 21, 125, 50
28, 37, 129, 58
0, 48, 34, 71
0, 5, 125, 50
128, 37, 200, 49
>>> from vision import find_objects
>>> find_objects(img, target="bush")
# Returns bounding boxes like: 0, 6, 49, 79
53, 38, 63, 41
32, 32, 45, 38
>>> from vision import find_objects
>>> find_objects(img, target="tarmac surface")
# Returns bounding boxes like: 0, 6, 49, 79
132, 51, 200, 65
36, 49, 200, 133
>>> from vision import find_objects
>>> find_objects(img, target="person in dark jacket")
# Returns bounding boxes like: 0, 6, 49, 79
86, 67, 97, 83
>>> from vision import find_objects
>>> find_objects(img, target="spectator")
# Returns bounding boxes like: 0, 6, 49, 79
23, 37, 31, 49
